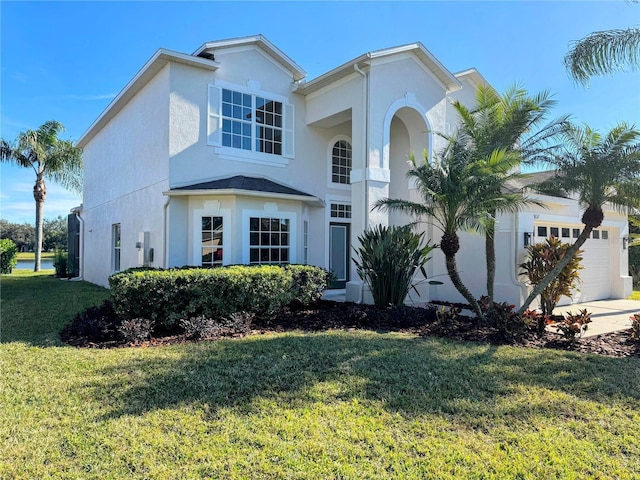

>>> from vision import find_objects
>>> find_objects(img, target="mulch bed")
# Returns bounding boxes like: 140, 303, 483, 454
62, 300, 640, 358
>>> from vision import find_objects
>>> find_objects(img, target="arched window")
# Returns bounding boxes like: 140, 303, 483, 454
331, 140, 352, 185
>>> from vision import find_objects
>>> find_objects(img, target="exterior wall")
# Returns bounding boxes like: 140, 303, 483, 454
81, 66, 171, 286
79, 38, 629, 307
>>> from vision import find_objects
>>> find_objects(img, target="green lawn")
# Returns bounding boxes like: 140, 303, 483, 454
1, 272, 639, 479
16, 251, 55, 261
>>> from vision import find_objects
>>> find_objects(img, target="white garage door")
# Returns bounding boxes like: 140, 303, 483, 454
533, 225, 611, 304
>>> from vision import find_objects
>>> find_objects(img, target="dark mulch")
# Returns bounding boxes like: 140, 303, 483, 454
61, 299, 640, 358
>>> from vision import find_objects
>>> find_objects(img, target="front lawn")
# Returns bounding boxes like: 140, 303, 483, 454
1, 272, 639, 479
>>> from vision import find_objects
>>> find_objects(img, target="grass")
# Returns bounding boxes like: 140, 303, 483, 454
1, 272, 640, 479
16, 251, 55, 261
630, 289, 640, 301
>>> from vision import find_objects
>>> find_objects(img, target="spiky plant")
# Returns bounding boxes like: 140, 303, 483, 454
353, 225, 438, 307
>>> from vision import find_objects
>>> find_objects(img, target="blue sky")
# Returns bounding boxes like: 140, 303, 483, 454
2, 1, 639, 224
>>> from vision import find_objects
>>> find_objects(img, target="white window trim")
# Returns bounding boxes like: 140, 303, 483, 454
327, 134, 353, 190
208, 80, 294, 165
324, 194, 352, 271
241, 208, 297, 264
192, 206, 232, 266
112, 223, 121, 273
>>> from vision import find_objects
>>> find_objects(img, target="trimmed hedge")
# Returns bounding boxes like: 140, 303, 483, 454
0, 239, 18, 274
108, 264, 329, 327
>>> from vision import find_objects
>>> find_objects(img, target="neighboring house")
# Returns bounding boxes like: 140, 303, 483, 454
74, 34, 633, 308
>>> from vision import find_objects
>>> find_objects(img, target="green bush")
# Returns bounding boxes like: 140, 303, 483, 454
53, 249, 68, 278
629, 245, 639, 288
353, 225, 438, 307
0, 238, 18, 274
519, 237, 583, 316
108, 265, 328, 328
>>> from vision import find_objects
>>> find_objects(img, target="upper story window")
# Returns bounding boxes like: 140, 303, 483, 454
221, 89, 283, 155
331, 140, 352, 185
208, 84, 294, 163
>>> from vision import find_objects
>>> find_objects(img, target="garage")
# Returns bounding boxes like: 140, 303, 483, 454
533, 224, 611, 304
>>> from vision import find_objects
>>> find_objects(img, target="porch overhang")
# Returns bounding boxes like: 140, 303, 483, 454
164, 175, 325, 208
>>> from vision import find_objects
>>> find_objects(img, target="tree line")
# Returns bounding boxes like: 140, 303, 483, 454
0, 217, 68, 252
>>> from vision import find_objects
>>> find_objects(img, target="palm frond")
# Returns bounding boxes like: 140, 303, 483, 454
565, 27, 640, 85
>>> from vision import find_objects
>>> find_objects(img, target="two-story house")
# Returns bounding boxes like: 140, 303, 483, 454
73, 35, 632, 308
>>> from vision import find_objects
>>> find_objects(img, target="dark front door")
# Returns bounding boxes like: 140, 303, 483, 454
329, 222, 349, 288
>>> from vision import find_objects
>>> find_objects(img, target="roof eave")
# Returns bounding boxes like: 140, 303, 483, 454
77, 49, 219, 148
163, 188, 325, 207
298, 43, 462, 95
193, 34, 306, 81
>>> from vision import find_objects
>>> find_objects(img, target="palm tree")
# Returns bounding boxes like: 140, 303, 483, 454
1, 121, 82, 271
517, 122, 640, 315
374, 135, 489, 320
452, 84, 567, 306
565, 27, 640, 86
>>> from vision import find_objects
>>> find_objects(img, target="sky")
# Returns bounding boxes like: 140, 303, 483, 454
1, 0, 639, 224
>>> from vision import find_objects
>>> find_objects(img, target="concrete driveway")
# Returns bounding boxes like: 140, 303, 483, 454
552, 299, 640, 337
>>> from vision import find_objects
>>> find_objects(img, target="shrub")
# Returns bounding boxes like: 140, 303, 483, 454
0, 238, 18, 274
555, 309, 592, 340
60, 300, 120, 344
53, 249, 68, 278
481, 299, 528, 337
285, 264, 330, 305
353, 225, 439, 307
181, 312, 254, 340
519, 236, 583, 316
629, 245, 639, 288
108, 265, 328, 328
630, 313, 640, 341
118, 318, 155, 344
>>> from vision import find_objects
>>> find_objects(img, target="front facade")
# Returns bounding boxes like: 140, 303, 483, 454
76, 35, 633, 308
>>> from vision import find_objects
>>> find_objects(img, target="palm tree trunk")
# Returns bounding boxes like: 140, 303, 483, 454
517, 225, 593, 315
33, 175, 46, 272
485, 221, 496, 307
445, 254, 484, 321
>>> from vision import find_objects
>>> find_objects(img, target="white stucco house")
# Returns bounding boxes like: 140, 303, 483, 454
73, 34, 633, 308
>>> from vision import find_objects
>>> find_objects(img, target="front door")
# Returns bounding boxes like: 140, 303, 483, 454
329, 223, 349, 288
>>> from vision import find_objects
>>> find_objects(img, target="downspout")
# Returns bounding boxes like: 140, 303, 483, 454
74, 209, 84, 280
163, 196, 171, 268
512, 211, 529, 306
354, 59, 370, 304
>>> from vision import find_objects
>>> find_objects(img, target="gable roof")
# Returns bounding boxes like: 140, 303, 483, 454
193, 35, 306, 81
166, 175, 324, 207
297, 42, 463, 95
77, 49, 219, 148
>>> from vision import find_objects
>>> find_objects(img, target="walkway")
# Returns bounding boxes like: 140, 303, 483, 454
552, 299, 639, 337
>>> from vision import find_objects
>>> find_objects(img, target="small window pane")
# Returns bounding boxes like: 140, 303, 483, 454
592, 230, 600, 239
561, 228, 570, 238
250, 217, 259, 231
602, 231, 608, 240
550, 227, 559, 237
537, 226, 547, 237
573, 228, 580, 238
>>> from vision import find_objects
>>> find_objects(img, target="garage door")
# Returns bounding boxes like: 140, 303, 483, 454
533, 225, 611, 303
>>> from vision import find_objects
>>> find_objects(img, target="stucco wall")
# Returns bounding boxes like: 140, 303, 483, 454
81, 66, 170, 286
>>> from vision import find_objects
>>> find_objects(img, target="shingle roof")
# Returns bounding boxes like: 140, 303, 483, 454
172, 175, 315, 197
